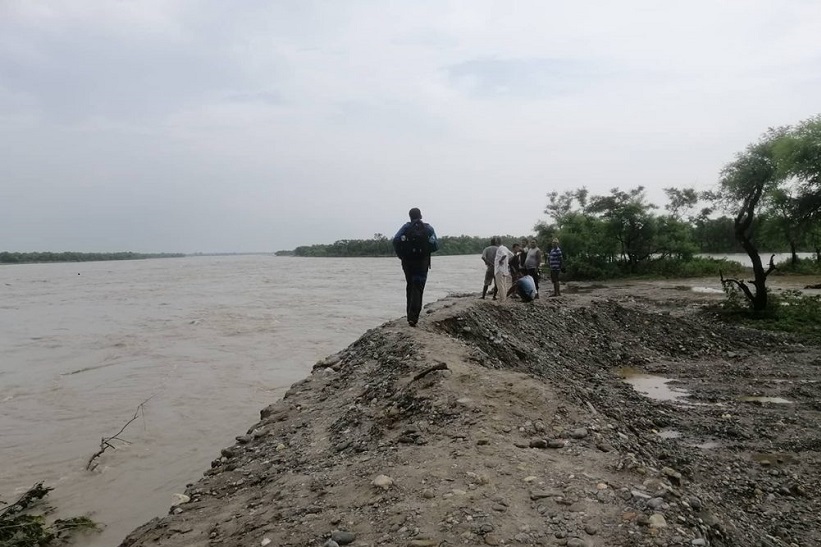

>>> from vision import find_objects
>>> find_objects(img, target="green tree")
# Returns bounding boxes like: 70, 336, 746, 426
714, 129, 785, 310
587, 186, 659, 271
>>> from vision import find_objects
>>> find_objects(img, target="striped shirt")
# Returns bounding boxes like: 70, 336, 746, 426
548, 247, 563, 270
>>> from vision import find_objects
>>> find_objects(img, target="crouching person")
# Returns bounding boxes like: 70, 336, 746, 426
515, 274, 538, 303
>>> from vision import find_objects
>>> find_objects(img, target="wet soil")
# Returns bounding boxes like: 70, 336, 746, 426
120, 280, 821, 547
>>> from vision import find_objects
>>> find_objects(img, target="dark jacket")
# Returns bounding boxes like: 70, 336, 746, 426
392, 220, 439, 268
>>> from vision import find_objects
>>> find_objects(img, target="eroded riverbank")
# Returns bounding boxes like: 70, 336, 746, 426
120, 288, 821, 547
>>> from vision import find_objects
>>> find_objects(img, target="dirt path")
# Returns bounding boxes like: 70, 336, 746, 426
120, 280, 821, 547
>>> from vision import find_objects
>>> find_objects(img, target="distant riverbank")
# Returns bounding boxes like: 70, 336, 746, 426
0, 251, 185, 264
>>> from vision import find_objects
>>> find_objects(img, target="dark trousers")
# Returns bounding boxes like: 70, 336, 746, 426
525, 268, 540, 291
402, 260, 428, 323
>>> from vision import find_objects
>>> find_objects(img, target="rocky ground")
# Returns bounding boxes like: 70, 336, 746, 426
120, 280, 821, 547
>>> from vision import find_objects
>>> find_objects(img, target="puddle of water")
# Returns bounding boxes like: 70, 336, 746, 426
691, 286, 724, 294
738, 396, 793, 404
752, 452, 795, 466
656, 429, 682, 439
618, 368, 689, 402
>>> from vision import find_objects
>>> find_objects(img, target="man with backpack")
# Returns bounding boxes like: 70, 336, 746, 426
392, 208, 439, 327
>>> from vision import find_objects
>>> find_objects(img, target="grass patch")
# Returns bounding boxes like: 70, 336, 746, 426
711, 286, 821, 343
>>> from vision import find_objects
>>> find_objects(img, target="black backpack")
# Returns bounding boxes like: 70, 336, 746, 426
397, 220, 430, 259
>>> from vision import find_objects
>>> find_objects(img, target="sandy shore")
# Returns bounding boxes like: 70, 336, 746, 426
119, 282, 821, 547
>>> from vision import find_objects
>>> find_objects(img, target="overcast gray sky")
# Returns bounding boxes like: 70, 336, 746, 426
1, 1, 820, 253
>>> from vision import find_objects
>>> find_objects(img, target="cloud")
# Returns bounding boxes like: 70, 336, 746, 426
0, 1, 820, 252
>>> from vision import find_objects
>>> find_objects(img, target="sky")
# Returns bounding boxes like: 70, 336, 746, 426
1, 1, 820, 253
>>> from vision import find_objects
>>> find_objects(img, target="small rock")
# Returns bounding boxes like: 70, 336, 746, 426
647, 497, 665, 510
661, 467, 682, 486
484, 533, 500, 545
648, 514, 667, 528
686, 496, 703, 510
331, 530, 356, 545
322, 541, 339, 547
477, 439, 490, 446
632, 490, 652, 500
567, 538, 587, 547
372, 475, 394, 490
171, 493, 190, 505
421, 489, 435, 499
596, 442, 614, 453
570, 428, 588, 439
409, 540, 440, 547
530, 489, 561, 500
235, 434, 253, 444
261, 539, 271, 547
530, 439, 548, 449
475, 523, 494, 534
220, 447, 236, 459
547, 439, 566, 449
584, 524, 598, 535
691, 540, 706, 546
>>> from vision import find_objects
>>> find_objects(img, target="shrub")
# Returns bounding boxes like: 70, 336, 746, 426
773, 257, 821, 276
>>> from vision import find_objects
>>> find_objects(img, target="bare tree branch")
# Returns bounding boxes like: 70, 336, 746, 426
764, 254, 777, 278
720, 269, 756, 304
86, 396, 154, 471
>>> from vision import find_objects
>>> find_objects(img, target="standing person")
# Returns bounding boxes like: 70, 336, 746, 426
480, 236, 500, 299
494, 242, 514, 302
523, 239, 543, 296
548, 238, 565, 297
393, 208, 439, 327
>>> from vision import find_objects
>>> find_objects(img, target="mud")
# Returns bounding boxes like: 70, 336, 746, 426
120, 282, 821, 547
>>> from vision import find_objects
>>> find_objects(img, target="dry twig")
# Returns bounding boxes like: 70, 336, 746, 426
86, 396, 154, 471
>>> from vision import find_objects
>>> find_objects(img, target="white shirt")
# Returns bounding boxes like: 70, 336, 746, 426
494, 245, 513, 276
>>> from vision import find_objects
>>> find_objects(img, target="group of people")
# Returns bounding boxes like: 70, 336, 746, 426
391, 207, 564, 328
481, 236, 564, 303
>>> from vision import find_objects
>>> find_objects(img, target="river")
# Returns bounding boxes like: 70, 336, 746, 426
0, 255, 479, 546
0, 252, 812, 545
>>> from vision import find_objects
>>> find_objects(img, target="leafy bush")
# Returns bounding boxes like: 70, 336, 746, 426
563, 256, 744, 281
773, 257, 821, 276
0, 483, 98, 547
563, 258, 620, 281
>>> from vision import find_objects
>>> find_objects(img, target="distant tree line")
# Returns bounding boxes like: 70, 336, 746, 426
0, 251, 185, 264
279, 234, 531, 258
